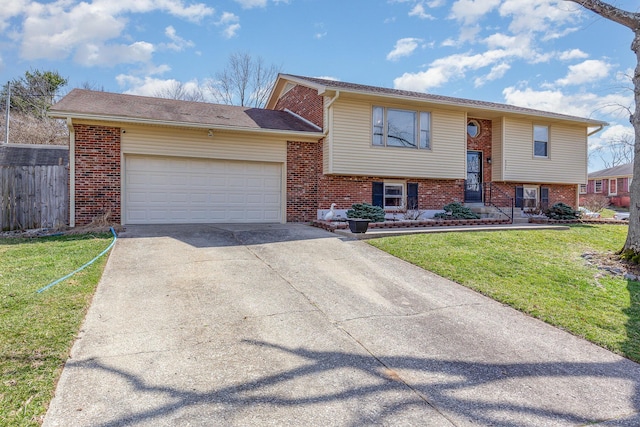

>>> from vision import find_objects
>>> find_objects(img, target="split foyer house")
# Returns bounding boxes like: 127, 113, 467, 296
579, 163, 633, 208
49, 74, 607, 226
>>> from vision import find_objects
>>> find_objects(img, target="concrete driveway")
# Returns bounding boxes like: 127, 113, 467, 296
44, 223, 640, 426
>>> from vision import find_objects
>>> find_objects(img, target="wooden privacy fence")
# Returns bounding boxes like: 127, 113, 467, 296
0, 145, 69, 231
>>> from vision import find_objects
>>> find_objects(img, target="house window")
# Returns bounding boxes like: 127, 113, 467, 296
534, 125, 549, 158
523, 185, 539, 208
579, 184, 587, 194
372, 181, 418, 210
467, 120, 480, 138
595, 179, 603, 193
609, 179, 617, 195
372, 106, 431, 149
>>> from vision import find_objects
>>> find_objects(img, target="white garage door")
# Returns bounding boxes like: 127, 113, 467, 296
125, 155, 282, 224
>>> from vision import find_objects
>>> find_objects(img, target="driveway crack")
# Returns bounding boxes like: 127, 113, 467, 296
238, 241, 458, 427
338, 302, 492, 323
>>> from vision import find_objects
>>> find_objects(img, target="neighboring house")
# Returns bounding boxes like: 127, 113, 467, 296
49, 74, 606, 226
579, 163, 633, 208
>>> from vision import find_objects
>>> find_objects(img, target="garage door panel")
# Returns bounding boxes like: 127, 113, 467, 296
125, 155, 282, 224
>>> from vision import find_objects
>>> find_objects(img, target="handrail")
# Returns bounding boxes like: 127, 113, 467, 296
482, 183, 514, 223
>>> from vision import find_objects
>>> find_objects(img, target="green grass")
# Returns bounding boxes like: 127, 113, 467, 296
369, 224, 640, 363
600, 208, 617, 219
0, 233, 113, 426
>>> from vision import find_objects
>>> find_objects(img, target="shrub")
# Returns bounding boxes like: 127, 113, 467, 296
545, 202, 580, 220
433, 202, 480, 220
346, 203, 386, 222
581, 194, 610, 213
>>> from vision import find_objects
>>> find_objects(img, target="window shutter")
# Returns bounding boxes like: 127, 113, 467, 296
372, 182, 384, 207
541, 187, 549, 209
407, 183, 418, 210
515, 186, 523, 208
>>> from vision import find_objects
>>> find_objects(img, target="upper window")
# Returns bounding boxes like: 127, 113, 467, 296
467, 120, 480, 138
534, 125, 549, 158
595, 179, 603, 193
372, 106, 430, 149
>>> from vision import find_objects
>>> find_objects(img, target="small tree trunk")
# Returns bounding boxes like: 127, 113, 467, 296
622, 30, 640, 255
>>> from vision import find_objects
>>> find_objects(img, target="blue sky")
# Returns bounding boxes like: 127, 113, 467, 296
0, 0, 637, 171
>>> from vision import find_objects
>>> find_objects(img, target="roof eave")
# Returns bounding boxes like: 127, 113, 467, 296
279, 75, 608, 126
49, 111, 324, 140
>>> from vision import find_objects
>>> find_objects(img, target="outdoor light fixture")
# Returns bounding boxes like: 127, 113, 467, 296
207, 129, 214, 137
487, 157, 492, 164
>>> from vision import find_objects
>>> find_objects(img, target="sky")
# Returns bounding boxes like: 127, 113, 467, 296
0, 0, 638, 171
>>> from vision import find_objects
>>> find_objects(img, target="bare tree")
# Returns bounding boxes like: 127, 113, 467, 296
208, 52, 281, 107
154, 80, 205, 102
566, 0, 640, 257
594, 133, 634, 168
1, 69, 69, 145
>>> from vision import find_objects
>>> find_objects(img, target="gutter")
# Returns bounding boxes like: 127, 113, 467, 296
587, 124, 605, 137
48, 112, 325, 141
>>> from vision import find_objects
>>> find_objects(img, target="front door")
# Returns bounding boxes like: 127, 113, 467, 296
465, 151, 482, 203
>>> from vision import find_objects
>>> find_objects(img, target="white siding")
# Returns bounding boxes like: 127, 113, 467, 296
491, 118, 504, 181
326, 99, 465, 179
502, 118, 587, 183
121, 125, 286, 163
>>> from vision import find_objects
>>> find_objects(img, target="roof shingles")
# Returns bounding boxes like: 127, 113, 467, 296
50, 89, 321, 133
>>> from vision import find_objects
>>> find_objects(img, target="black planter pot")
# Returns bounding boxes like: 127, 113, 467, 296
347, 218, 370, 233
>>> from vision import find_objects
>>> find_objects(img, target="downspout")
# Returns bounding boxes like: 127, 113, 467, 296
67, 117, 75, 228
323, 91, 340, 174
588, 124, 604, 137
580, 125, 604, 208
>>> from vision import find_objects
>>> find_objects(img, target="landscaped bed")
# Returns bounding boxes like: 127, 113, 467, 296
369, 224, 639, 363
0, 232, 113, 426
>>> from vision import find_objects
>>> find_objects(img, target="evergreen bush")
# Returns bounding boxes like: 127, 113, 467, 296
346, 203, 386, 222
545, 202, 580, 220
433, 202, 480, 220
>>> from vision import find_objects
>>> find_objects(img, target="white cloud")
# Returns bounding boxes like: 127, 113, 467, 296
0, 0, 28, 32
75, 41, 155, 67
394, 68, 450, 92
234, 0, 268, 9
474, 62, 510, 87
498, 0, 582, 39
314, 32, 327, 39
118, 76, 210, 100
387, 38, 424, 61
502, 85, 631, 120
559, 49, 589, 61
163, 26, 194, 51
394, 48, 516, 91
449, 0, 501, 25
14, 0, 214, 67
409, 4, 435, 20
217, 12, 240, 38
553, 59, 611, 86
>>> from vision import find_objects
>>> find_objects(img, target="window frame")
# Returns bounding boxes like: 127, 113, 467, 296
372, 106, 431, 150
383, 181, 406, 210
579, 184, 587, 194
595, 179, 603, 193
533, 124, 549, 158
609, 178, 617, 196
467, 119, 480, 138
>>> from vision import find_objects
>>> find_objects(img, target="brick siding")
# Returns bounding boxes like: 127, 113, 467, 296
74, 124, 121, 225
287, 139, 465, 222
467, 118, 492, 184
274, 85, 324, 129
490, 181, 577, 208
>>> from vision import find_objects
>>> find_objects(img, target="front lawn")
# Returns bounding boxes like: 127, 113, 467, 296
369, 224, 640, 363
0, 233, 113, 426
